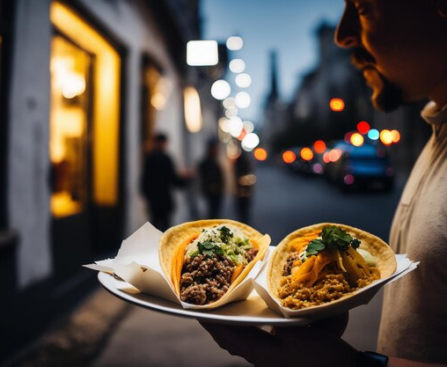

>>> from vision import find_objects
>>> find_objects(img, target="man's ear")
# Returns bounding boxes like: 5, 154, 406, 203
436, 0, 447, 18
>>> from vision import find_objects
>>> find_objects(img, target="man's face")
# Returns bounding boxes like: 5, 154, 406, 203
335, 0, 447, 111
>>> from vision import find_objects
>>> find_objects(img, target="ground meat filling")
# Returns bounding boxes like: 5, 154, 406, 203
180, 254, 236, 305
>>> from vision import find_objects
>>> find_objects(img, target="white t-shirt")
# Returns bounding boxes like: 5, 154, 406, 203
377, 101, 447, 363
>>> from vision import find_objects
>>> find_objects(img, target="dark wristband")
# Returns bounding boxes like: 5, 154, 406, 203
356, 351, 389, 367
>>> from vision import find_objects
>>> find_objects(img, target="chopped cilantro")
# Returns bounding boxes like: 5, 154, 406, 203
219, 226, 233, 243
305, 226, 361, 257
198, 241, 224, 258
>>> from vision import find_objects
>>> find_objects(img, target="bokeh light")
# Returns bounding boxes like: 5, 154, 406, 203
223, 97, 236, 109
211, 80, 231, 100
328, 148, 342, 162
313, 163, 323, 174
254, 147, 268, 161
235, 92, 251, 109
344, 174, 355, 185
235, 73, 252, 88
391, 130, 401, 143
300, 147, 314, 161
228, 116, 243, 138
243, 121, 255, 133
380, 129, 393, 146
357, 121, 371, 134
344, 131, 354, 144
350, 132, 365, 147
368, 129, 380, 140
282, 150, 296, 164
242, 133, 260, 151
226, 36, 243, 51
329, 98, 345, 112
313, 140, 326, 154
229, 59, 245, 73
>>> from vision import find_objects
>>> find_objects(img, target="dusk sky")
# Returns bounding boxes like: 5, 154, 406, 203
201, 0, 345, 125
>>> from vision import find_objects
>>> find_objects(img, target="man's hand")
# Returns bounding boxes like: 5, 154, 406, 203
200, 313, 358, 367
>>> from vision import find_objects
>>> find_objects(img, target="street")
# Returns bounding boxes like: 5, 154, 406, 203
248, 164, 402, 247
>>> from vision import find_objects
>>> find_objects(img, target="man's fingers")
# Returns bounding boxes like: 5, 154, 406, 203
199, 321, 278, 362
272, 312, 349, 340
313, 312, 349, 337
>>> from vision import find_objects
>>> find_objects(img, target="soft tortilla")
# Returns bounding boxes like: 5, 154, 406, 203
267, 223, 397, 301
159, 219, 271, 308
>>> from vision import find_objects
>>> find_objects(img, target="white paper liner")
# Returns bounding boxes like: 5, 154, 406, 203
253, 253, 418, 318
84, 222, 269, 310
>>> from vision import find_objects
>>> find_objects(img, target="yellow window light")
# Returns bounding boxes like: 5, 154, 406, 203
184, 86, 203, 133
51, 2, 121, 207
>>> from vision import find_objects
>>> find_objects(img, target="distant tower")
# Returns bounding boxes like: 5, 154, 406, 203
267, 50, 279, 103
261, 49, 286, 153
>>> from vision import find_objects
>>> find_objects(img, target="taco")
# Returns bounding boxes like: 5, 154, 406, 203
159, 219, 270, 307
267, 223, 397, 310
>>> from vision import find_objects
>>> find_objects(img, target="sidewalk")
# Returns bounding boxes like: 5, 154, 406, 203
8, 286, 250, 367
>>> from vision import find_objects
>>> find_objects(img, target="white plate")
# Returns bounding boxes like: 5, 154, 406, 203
98, 272, 311, 326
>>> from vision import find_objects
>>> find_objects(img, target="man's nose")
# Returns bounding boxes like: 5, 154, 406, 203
335, 6, 360, 49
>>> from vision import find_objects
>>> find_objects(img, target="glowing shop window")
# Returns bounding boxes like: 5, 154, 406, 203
50, 2, 121, 217
50, 36, 91, 217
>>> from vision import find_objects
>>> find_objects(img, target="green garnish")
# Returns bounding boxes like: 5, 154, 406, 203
198, 241, 224, 258
219, 226, 233, 243
306, 226, 361, 257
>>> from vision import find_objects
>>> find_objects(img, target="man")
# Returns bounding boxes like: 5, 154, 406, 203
198, 139, 224, 219
140, 133, 187, 231
200, 1, 447, 366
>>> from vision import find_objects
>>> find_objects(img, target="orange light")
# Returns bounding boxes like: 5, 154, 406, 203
282, 150, 296, 164
380, 129, 393, 146
391, 129, 401, 143
313, 140, 326, 154
330, 98, 345, 112
323, 152, 331, 164
329, 149, 342, 162
357, 121, 370, 134
300, 147, 314, 161
238, 129, 247, 141
350, 132, 365, 147
254, 147, 268, 161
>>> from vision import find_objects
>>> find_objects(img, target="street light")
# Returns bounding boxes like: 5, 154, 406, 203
229, 59, 245, 73
235, 73, 252, 88
329, 98, 345, 112
235, 92, 251, 108
211, 80, 231, 100
186, 40, 218, 66
226, 36, 243, 51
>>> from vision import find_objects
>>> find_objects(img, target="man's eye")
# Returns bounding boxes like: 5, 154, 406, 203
355, 4, 370, 16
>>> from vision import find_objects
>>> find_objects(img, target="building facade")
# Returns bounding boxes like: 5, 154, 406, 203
0, 0, 221, 361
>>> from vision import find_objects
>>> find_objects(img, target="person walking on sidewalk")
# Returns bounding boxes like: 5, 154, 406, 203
140, 133, 189, 232
198, 139, 224, 219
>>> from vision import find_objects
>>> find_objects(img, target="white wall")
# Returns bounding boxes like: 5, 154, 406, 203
8, 0, 53, 288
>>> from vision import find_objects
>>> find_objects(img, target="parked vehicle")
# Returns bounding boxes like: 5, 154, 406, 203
324, 142, 394, 190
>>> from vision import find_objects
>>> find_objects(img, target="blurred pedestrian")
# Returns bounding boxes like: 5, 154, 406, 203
201, 1, 447, 366
140, 133, 188, 231
198, 139, 224, 219
234, 151, 255, 224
